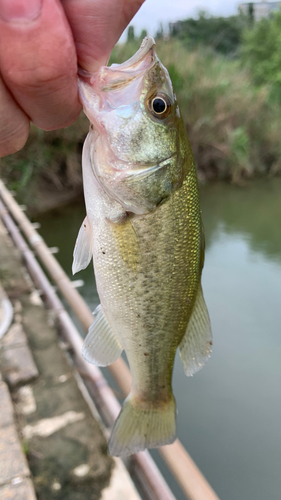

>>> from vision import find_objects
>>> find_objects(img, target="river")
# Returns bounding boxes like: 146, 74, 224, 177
36, 178, 281, 500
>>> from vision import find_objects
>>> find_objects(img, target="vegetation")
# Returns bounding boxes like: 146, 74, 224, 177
242, 9, 281, 99
169, 11, 249, 56
1, 10, 281, 211
127, 25, 135, 42
0, 114, 88, 210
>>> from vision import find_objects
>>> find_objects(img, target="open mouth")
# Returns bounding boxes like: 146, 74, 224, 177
79, 37, 157, 94
111, 36, 156, 72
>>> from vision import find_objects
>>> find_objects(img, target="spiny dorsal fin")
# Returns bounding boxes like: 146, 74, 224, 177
179, 283, 212, 376
82, 305, 123, 366
72, 215, 92, 275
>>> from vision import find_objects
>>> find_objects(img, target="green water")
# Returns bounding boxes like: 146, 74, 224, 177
36, 179, 281, 500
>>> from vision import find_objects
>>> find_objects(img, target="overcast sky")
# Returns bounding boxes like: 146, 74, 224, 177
120, 0, 239, 40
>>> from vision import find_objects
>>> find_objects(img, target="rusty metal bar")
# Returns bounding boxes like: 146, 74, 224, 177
0, 179, 220, 500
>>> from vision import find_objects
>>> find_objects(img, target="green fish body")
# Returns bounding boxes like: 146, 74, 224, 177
73, 37, 212, 457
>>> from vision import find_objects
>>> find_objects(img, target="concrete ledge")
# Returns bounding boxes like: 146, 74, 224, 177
2, 323, 28, 349
0, 478, 36, 500
0, 382, 14, 428
0, 425, 30, 486
1, 345, 39, 388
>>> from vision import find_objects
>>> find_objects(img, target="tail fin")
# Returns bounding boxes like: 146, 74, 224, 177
108, 393, 176, 457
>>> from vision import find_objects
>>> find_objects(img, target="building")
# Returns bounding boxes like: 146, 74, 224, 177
239, 1, 281, 22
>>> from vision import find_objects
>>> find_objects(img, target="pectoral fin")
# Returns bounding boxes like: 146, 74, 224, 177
82, 305, 123, 366
179, 284, 212, 376
72, 216, 92, 275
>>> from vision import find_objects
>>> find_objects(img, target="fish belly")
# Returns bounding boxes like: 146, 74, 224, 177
92, 170, 202, 403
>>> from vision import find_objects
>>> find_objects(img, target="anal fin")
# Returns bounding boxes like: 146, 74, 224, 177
72, 215, 92, 275
82, 305, 123, 366
179, 283, 212, 376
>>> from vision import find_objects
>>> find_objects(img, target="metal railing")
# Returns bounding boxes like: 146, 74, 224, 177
0, 179, 220, 500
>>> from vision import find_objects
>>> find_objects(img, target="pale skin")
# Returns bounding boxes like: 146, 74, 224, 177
0, 0, 145, 158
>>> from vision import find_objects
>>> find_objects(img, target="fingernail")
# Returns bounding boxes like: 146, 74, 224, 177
0, 0, 42, 22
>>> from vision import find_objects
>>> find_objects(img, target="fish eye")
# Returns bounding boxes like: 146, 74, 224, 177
152, 97, 167, 114
147, 93, 172, 120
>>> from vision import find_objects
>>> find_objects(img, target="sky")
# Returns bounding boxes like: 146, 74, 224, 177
120, 0, 240, 40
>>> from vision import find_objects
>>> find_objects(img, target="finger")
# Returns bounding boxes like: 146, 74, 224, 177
0, 0, 81, 131
61, 0, 145, 72
0, 76, 30, 157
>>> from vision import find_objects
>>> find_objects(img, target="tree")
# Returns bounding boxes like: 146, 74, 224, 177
241, 8, 281, 97
155, 23, 164, 40
170, 11, 249, 56
140, 29, 147, 40
248, 3, 254, 24
127, 25, 135, 42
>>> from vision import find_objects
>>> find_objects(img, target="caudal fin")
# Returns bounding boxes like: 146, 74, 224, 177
108, 393, 176, 457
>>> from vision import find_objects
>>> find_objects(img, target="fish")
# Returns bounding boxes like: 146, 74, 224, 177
72, 36, 212, 457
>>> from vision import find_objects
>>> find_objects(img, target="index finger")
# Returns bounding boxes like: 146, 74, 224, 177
61, 0, 145, 72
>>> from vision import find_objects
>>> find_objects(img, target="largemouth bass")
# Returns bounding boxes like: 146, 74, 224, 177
73, 37, 212, 457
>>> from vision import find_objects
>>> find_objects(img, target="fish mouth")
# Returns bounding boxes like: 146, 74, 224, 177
79, 37, 157, 93
78, 37, 160, 129
104, 37, 156, 90
110, 36, 156, 72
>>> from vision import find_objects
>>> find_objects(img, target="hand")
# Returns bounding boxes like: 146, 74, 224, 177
0, 0, 144, 157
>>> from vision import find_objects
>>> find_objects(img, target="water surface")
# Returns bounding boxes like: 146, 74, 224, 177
36, 178, 281, 500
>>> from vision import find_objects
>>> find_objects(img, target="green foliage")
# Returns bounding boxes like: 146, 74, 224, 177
127, 25, 135, 42
170, 11, 249, 56
248, 3, 254, 25
166, 63, 185, 92
155, 23, 164, 40
22, 440, 30, 456
140, 29, 148, 40
227, 126, 251, 183
242, 9, 281, 98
